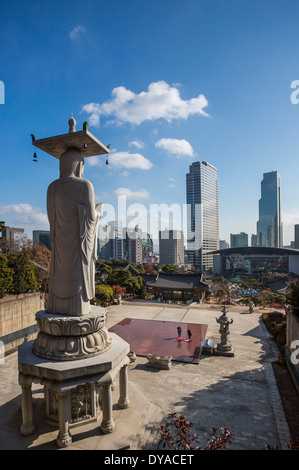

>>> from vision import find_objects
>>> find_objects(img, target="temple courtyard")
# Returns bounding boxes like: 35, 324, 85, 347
0, 302, 292, 450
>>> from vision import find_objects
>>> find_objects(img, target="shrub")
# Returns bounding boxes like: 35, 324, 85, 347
159, 412, 234, 450
94, 284, 114, 306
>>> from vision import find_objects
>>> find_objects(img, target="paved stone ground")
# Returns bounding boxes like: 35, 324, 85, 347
0, 302, 292, 450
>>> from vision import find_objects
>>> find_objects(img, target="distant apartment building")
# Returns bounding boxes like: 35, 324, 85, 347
257, 171, 282, 248
33, 230, 51, 250
98, 223, 149, 265
126, 226, 143, 265
98, 221, 124, 261
295, 224, 299, 249
142, 232, 154, 261
2, 226, 29, 249
98, 225, 109, 260
159, 229, 185, 265
230, 232, 248, 248
251, 234, 257, 247
186, 161, 219, 271
219, 240, 229, 250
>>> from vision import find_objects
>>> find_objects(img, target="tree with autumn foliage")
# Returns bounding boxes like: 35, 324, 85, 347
159, 413, 234, 450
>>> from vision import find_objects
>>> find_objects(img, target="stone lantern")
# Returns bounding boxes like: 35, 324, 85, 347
214, 305, 234, 357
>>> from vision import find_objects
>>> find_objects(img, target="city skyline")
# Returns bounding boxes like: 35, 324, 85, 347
1, 1, 299, 246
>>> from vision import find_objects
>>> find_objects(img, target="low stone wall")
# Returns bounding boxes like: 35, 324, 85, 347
285, 308, 299, 395
0, 292, 45, 354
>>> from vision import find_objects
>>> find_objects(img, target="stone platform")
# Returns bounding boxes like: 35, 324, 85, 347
0, 304, 293, 450
18, 333, 130, 447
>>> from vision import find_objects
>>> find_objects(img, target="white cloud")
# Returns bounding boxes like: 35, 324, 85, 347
87, 151, 153, 171
110, 151, 153, 170
69, 25, 86, 40
114, 188, 150, 200
155, 138, 194, 157
0, 204, 48, 225
282, 211, 299, 227
81, 80, 208, 126
86, 156, 103, 167
129, 139, 145, 149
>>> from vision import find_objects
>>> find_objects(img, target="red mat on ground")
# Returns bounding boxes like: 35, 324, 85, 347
109, 319, 208, 364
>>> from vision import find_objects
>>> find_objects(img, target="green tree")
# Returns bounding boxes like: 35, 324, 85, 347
286, 279, 299, 309
161, 264, 180, 274
96, 262, 112, 284
7, 250, 39, 294
0, 221, 5, 234
107, 268, 145, 297
0, 221, 9, 252
94, 284, 114, 306
0, 255, 14, 298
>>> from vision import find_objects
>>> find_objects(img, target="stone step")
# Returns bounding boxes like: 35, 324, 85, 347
132, 403, 165, 450
142, 409, 165, 450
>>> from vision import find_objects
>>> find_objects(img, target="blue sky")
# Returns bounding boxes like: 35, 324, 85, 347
1, 0, 299, 248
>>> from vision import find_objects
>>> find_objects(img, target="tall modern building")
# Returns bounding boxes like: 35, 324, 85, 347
125, 226, 143, 264
294, 224, 299, 249
230, 232, 248, 248
186, 161, 219, 271
142, 232, 154, 261
251, 234, 257, 247
33, 230, 51, 250
159, 230, 185, 265
257, 171, 282, 248
2, 226, 29, 249
98, 222, 124, 261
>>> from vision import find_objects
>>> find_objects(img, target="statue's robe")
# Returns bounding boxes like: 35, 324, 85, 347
46, 176, 99, 316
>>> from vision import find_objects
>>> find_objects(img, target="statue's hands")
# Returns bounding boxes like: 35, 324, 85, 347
95, 202, 103, 218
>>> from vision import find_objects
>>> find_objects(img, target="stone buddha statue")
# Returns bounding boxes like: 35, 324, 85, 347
46, 145, 103, 316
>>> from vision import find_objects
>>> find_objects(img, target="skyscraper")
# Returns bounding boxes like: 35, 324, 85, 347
294, 224, 299, 249
257, 171, 282, 248
230, 232, 248, 248
33, 230, 51, 250
186, 161, 219, 271
159, 230, 185, 265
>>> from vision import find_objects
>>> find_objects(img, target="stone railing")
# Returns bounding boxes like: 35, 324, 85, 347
0, 292, 45, 354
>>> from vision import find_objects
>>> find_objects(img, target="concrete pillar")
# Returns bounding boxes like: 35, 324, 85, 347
100, 381, 115, 434
56, 391, 72, 448
19, 374, 35, 436
118, 363, 130, 409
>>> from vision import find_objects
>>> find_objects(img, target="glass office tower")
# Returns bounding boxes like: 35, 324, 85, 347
186, 161, 219, 271
257, 171, 282, 248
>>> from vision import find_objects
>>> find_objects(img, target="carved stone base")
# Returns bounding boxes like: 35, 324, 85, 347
43, 382, 103, 428
214, 344, 235, 357
32, 307, 112, 361
146, 353, 172, 370
18, 334, 130, 447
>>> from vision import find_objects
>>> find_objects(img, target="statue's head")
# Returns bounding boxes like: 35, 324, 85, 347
59, 147, 84, 178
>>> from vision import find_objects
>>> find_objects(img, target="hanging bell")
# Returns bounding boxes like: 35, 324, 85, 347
33, 151, 38, 162
106, 158, 109, 165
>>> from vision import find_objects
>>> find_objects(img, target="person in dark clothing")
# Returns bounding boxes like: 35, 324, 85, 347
187, 329, 192, 341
